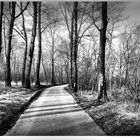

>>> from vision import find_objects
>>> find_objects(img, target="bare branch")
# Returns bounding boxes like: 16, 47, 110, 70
41, 21, 57, 34
15, 2, 29, 19
13, 27, 25, 40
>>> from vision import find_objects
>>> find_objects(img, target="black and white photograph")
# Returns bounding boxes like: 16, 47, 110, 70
0, 0, 140, 137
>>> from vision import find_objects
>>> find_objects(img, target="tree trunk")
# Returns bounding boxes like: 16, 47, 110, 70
65, 61, 69, 84
23, 2, 37, 88
70, 4, 74, 89
98, 2, 108, 102
0, 2, 3, 54
51, 55, 55, 85
41, 56, 48, 84
5, 2, 16, 87
125, 42, 129, 86
51, 31, 55, 85
73, 2, 78, 92
21, 2, 28, 87
35, 2, 42, 87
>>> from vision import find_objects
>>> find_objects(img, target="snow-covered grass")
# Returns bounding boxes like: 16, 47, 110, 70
65, 86, 140, 135
88, 100, 140, 135
0, 81, 50, 87
0, 81, 22, 87
0, 83, 46, 135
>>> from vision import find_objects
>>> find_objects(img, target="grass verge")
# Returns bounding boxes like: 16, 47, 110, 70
0, 85, 52, 135
64, 86, 140, 135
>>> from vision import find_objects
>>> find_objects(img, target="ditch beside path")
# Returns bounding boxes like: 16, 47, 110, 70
5, 85, 105, 136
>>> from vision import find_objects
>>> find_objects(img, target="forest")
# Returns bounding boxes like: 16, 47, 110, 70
1, 1, 140, 136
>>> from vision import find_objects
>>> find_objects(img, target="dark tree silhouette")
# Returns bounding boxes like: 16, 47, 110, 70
0, 2, 3, 55
5, 2, 29, 87
21, 2, 28, 87
98, 2, 108, 101
70, 3, 74, 89
5, 2, 16, 87
51, 31, 55, 85
35, 2, 42, 87
24, 2, 37, 88
73, 2, 78, 92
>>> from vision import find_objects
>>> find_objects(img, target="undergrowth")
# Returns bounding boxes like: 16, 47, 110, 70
65, 86, 140, 135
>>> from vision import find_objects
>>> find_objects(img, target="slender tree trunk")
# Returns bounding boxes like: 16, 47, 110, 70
51, 53, 55, 85
35, 2, 42, 87
51, 33, 55, 85
73, 2, 78, 92
23, 2, 37, 88
13, 55, 17, 82
41, 56, 48, 84
5, 2, 16, 87
0, 2, 3, 54
32, 57, 36, 84
119, 55, 122, 88
70, 4, 74, 89
65, 61, 69, 84
21, 3, 28, 87
125, 42, 129, 86
60, 65, 63, 83
98, 2, 108, 101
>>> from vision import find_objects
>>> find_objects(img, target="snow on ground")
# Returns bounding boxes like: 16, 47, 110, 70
65, 87, 140, 135
0, 83, 44, 135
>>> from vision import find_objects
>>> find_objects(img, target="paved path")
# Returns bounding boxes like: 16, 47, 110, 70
5, 85, 105, 136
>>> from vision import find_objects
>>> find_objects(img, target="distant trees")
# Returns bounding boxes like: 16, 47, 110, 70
60, 2, 95, 91
5, 2, 29, 87
1, 1, 138, 101
118, 24, 140, 90
71, 2, 109, 100
59, 2, 74, 88
45, 24, 59, 85
50, 26, 56, 85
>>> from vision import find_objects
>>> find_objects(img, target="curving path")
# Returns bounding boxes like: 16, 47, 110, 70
5, 85, 105, 136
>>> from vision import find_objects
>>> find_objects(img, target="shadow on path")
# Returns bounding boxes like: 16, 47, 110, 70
20, 107, 83, 119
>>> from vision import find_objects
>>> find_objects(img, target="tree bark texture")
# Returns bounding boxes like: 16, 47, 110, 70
21, 2, 28, 87
24, 2, 37, 88
0, 2, 3, 54
73, 2, 78, 92
70, 3, 74, 89
35, 2, 42, 87
51, 43, 55, 85
5, 2, 16, 87
98, 2, 108, 101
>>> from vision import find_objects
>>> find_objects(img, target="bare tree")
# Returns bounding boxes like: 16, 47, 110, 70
98, 2, 108, 101
60, 2, 94, 90
35, 2, 42, 87
5, 2, 29, 87
20, 2, 28, 86
5, 2, 16, 87
0, 2, 3, 55
70, 3, 74, 89
59, 2, 74, 88
73, 2, 78, 92
23, 2, 37, 88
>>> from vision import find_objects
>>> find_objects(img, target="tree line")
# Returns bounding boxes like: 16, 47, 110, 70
1, 1, 138, 102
